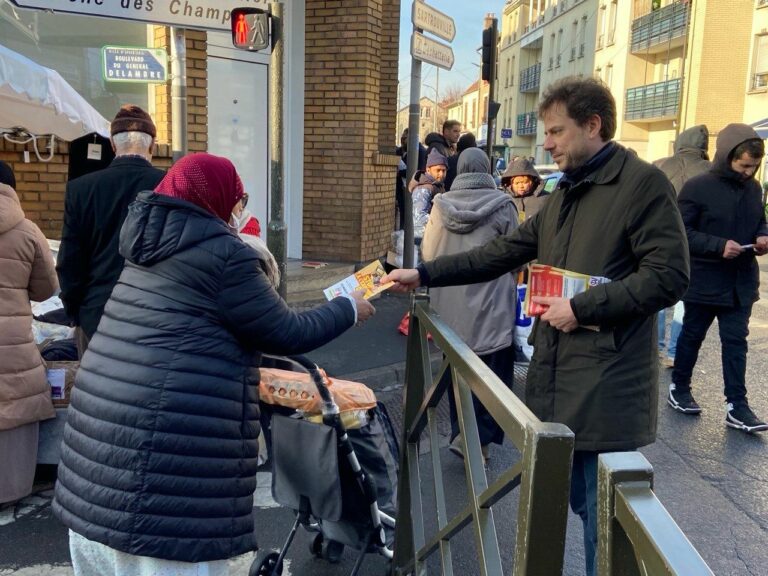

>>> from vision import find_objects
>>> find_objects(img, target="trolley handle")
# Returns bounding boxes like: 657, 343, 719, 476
284, 355, 336, 409
260, 353, 340, 417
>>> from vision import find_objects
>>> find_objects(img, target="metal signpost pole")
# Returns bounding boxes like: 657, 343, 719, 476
403, 48, 421, 270
268, 2, 287, 300
404, 1, 455, 270
170, 27, 188, 162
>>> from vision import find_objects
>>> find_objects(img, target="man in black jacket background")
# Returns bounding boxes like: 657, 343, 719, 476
670, 124, 768, 433
425, 119, 461, 159
56, 105, 165, 353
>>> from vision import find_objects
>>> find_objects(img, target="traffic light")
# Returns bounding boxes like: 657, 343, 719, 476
231, 8, 270, 51
488, 101, 501, 121
481, 23, 497, 81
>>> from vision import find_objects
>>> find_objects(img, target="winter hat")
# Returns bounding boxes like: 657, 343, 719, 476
426, 148, 448, 168
501, 158, 540, 187
0, 160, 15, 188
155, 153, 244, 222
110, 104, 156, 138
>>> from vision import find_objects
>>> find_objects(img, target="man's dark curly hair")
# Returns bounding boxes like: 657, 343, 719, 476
730, 139, 765, 161
538, 76, 617, 141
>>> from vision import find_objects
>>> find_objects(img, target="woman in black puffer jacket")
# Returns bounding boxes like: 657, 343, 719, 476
52, 153, 374, 574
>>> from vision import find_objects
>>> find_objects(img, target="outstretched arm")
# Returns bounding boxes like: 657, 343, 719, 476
217, 245, 366, 355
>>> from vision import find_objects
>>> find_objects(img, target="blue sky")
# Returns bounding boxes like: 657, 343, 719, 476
398, 0, 504, 109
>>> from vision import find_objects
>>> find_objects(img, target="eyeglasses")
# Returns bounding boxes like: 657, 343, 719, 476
241, 193, 249, 207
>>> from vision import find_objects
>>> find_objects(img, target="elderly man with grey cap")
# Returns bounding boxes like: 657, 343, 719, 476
57, 104, 165, 354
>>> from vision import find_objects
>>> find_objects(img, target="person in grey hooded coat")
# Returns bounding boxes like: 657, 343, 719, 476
654, 125, 711, 194
422, 148, 518, 459
653, 125, 712, 367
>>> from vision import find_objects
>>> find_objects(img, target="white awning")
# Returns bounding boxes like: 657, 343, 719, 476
750, 117, 768, 140
0, 44, 110, 140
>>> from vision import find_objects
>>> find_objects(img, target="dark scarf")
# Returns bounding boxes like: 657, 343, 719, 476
559, 141, 617, 188
557, 142, 617, 231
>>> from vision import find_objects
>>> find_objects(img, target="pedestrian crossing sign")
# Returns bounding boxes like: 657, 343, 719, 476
231, 8, 270, 51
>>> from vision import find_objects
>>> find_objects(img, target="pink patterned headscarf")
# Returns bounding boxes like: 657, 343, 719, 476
155, 153, 244, 221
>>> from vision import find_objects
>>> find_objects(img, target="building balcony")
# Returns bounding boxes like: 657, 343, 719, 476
631, 0, 690, 54
521, 13, 546, 49
625, 78, 681, 122
517, 112, 538, 136
519, 62, 541, 93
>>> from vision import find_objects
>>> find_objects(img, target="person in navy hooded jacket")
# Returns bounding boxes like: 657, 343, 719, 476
53, 153, 375, 574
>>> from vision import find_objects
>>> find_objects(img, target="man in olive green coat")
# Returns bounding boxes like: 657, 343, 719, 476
383, 77, 689, 576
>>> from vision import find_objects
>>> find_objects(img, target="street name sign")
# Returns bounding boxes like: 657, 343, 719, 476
9, 0, 268, 31
500, 128, 513, 139
412, 0, 455, 42
411, 31, 454, 71
102, 46, 167, 83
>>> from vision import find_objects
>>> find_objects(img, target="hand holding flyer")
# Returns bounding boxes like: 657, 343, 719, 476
524, 263, 610, 318
323, 260, 394, 301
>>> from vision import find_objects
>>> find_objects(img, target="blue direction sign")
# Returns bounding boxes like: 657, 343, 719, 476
102, 46, 167, 84
500, 128, 513, 139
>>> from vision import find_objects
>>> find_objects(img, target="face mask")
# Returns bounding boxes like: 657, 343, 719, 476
230, 213, 243, 230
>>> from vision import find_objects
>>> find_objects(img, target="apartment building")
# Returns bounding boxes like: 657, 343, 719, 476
497, 0, 598, 162
446, 99, 463, 127
745, 0, 768, 128
396, 97, 446, 142
459, 79, 490, 136
497, 0, 765, 164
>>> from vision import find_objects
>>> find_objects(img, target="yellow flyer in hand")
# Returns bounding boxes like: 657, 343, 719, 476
323, 260, 394, 301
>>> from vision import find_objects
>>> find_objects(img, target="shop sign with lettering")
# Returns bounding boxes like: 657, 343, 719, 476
9, 0, 268, 31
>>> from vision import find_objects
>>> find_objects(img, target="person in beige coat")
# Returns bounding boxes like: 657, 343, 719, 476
0, 161, 58, 506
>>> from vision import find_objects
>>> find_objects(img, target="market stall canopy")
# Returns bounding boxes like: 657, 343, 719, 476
750, 117, 768, 140
0, 44, 110, 141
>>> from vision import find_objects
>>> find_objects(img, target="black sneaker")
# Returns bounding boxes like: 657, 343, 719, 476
725, 403, 768, 433
667, 384, 702, 414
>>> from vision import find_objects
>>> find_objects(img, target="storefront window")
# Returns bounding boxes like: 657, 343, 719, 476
0, 4, 154, 121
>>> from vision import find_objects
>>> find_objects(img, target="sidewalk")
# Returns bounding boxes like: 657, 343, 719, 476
2, 269, 766, 575
298, 292, 413, 385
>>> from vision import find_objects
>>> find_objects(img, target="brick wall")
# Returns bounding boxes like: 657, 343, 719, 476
0, 139, 69, 239
303, 0, 401, 262
0, 27, 208, 239
151, 27, 208, 155
686, 0, 751, 135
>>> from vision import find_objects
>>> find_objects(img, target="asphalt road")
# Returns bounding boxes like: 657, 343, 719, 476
2, 279, 768, 575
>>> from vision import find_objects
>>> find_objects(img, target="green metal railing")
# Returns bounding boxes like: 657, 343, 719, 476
624, 78, 680, 121
519, 62, 541, 93
631, 1, 690, 53
516, 112, 537, 136
597, 452, 714, 576
391, 295, 575, 575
